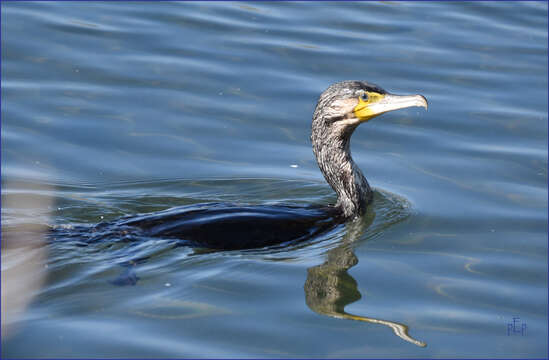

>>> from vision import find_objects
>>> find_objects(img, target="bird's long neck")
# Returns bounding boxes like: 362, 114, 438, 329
313, 126, 373, 219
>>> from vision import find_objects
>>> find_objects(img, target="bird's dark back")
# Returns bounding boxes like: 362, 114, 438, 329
118, 202, 341, 250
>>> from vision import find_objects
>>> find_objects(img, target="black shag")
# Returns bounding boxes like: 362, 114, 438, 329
75, 81, 427, 250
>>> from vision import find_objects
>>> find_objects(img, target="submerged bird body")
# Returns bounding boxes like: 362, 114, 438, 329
119, 202, 340, 250
63, 81, 426, 250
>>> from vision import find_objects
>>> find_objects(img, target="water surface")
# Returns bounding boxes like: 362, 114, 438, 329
1, 1, 547, 358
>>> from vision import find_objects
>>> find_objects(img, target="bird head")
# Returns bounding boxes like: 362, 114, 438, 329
312, 81, 428, 139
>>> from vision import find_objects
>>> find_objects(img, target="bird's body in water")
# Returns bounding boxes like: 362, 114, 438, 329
58, 81, 427, 250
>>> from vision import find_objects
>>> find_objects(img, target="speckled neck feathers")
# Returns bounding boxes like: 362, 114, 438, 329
311, 81, 375, 218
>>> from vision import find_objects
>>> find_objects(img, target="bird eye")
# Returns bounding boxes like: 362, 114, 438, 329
360, 92, 369, 101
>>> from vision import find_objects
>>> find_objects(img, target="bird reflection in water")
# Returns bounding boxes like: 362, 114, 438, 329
304, 213, 426, 348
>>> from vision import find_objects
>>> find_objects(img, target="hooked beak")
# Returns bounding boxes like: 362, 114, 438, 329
354, 94, 428, 122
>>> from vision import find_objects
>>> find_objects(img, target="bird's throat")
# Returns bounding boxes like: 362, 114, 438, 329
314, 134, 373, 219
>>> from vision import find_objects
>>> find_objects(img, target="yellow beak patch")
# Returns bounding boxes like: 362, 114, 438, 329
353, 92, 386, 122
353, 92, 428, 122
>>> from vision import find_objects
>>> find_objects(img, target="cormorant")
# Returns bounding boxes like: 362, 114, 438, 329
69, 81, 427, 250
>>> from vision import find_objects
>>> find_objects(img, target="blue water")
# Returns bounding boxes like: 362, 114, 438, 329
1, 1, 547, 358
